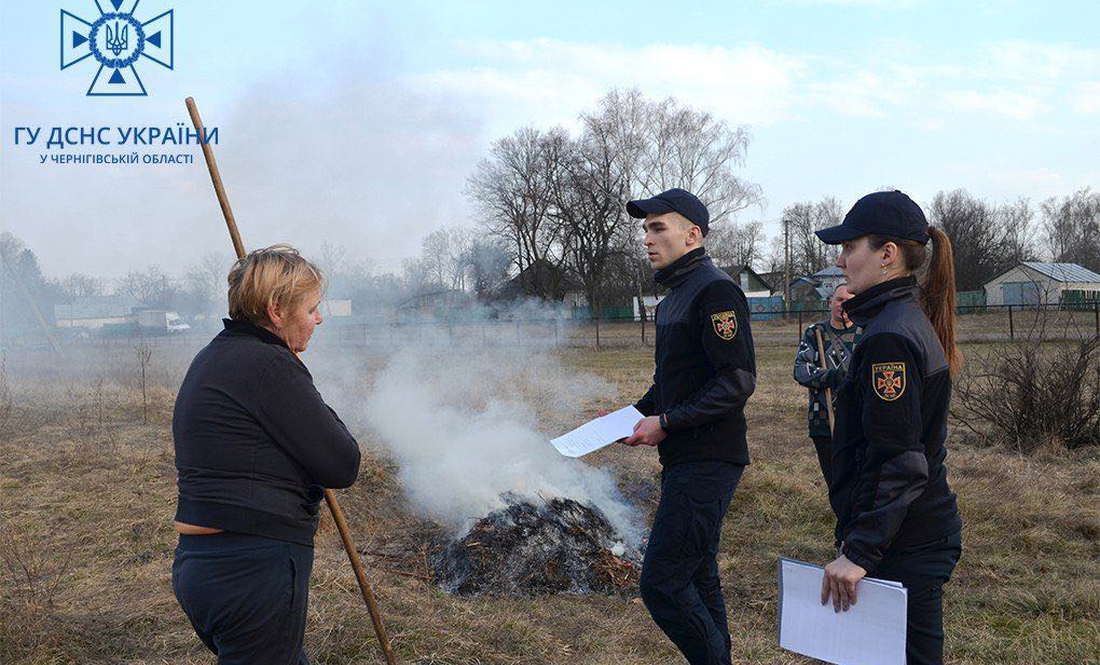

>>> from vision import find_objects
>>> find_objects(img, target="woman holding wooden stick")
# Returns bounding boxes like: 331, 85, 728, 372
172, 245, 361, 664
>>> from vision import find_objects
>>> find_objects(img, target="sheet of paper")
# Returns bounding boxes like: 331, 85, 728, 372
777, 558, 908, 665
550, 406, 644, 457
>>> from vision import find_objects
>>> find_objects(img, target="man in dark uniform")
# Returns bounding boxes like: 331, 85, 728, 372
623, 188, 756, 665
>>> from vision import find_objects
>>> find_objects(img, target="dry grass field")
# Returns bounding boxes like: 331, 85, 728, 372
1, 332, 1098, 664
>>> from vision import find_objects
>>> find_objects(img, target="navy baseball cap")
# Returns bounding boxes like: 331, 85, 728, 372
627, 188, 711, 236
815, 190, 930, 245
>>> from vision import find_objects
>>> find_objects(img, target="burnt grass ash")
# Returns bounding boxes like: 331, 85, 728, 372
435, 495, 641, 596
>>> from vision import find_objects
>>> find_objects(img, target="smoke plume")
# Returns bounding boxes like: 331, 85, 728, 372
361, 337, 641, 542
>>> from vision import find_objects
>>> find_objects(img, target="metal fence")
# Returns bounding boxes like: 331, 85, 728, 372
311, 301, 1100, 349
5, 300, 1099, 355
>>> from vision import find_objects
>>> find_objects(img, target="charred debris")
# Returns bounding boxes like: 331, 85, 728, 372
435, 495, 641, 597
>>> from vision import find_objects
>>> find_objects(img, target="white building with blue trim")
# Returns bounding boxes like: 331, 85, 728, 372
982, 262, 1100, 306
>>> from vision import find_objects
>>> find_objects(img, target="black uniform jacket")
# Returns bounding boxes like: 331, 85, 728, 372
173, 319, 361, 546
635, 248, 756, 468
831, 277, 962, 572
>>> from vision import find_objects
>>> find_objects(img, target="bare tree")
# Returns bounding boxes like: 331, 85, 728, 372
339, 262, 408, 314
1, 233, 65, 343
420, 226, 474, 292
930, 190, 1004, 291
56, 274, 104, 298
319, 241, 348, 278
462, 239, 512, 301
764, 234, 786, 274
182, 267, 216, 318
400, 257, 432, 295
466, 127, 568, 299
706, 220, 765, 269
466, 89, 764, 309
783, 198, 843, 276
177, 252, 232, 319
931, 190, 1039, 291
552, 109, 634, 329
117, 266, 174, 307
1000, 198, 1038, 266
201, 252, 231, 288
523, 94, 644, 326
1043, 188, 1100, 271
416, 233, 448, 291
603, 88, 764, 224
445, 227, 474, 291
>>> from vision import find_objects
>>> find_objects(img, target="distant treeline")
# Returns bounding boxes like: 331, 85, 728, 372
2, 90, 1098, 341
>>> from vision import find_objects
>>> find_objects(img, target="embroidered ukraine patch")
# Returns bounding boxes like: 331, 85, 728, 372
872, 362, 906, 401
710, 310, 738, 341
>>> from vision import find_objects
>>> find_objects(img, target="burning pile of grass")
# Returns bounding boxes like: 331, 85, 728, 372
435, 495, 641, 596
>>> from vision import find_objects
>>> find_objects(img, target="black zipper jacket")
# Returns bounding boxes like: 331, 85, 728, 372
832, 277, 962, 572
634, 248, 756, 468
173, 319, 361, 546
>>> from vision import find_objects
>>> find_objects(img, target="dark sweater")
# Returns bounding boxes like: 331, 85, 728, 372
634, 248, 756, 468
831, 277, 962, 572
173, 319, 361, 546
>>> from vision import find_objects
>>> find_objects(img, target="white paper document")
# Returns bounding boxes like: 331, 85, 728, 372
550, 406, 644, 457
777, 558, 908, 665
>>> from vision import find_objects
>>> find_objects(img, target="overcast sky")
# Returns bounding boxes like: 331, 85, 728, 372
1, 0, 1097, 280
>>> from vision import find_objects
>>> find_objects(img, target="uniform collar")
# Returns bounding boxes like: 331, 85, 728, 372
221, 318, 288, 348
842, 276, 918, 327
654, 247, 708, 289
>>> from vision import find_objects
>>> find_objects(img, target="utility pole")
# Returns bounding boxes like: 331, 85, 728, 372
783, 218, 791, 319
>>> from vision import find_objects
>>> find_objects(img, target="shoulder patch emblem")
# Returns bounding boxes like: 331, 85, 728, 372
710, 310, 738, 341
872, 362, 906, 401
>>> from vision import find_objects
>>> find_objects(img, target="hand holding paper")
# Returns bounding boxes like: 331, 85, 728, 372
623, 415, 667, 447
822, 554, 868, 612
778, 558, 907, 665
550, 406, 643, 457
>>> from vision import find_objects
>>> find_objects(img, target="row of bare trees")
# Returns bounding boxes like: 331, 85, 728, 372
928, 190, 1036, 291
464, 86, 1098, 301
350, 176, 1096, 316
0, 232, 236, 344
755, 189, 1098, 293
923, 188, 1100, 292
466, 88, 764, 316
1043, 188, 1100, 272
760, 198, 844, 277
398, 228, 512, 300
4, 76, 1097, 344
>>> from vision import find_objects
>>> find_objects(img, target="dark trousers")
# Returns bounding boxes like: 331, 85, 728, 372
872, 531, 963, 665
640, 460, 745, 665
172, 532, 314, 665
810, 435, 833, 488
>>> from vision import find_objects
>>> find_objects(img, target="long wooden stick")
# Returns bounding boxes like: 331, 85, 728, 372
185, 97, 397, 665
813, 326, 836, 436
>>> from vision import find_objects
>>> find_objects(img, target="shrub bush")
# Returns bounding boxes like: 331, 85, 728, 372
954, 335, 1100, 452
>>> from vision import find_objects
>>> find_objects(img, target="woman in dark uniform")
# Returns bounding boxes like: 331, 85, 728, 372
814, 191, 963, 665
171, 245, 361, 665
